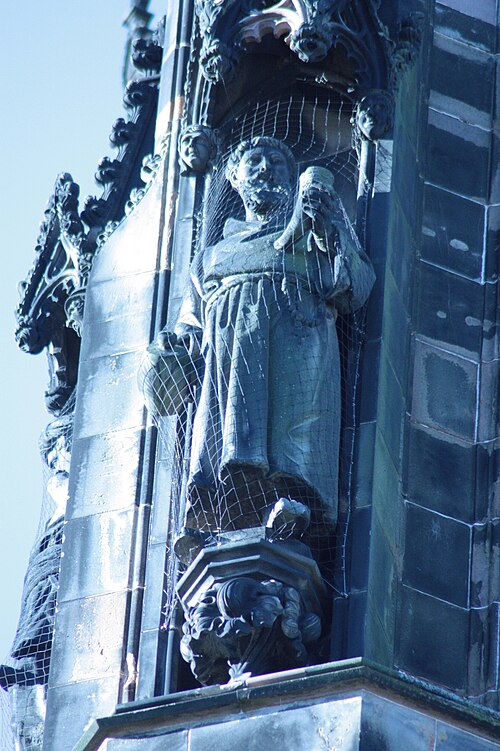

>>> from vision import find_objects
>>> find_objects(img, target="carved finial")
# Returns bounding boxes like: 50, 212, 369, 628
122, 0, 154, 88
132, 37, 162, 73
109, 117, 137, 148
123, 79, 156, 108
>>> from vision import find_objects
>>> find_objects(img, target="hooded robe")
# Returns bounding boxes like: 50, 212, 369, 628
173, 211, 375, 530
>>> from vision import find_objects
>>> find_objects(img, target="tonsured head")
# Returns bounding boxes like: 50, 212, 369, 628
226, 137, 297, 219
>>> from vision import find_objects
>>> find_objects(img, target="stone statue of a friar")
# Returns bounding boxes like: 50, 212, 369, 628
143, 136, 375, 535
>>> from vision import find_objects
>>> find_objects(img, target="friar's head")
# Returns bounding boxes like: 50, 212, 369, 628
226, 137, 297, 220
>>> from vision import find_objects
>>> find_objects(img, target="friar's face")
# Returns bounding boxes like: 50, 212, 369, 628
234, 144, 294, 218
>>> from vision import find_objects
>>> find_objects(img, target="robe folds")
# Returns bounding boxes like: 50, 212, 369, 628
175, 217, 375, 527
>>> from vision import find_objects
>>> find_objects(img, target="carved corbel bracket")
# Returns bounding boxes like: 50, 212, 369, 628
176, 532, 327, 685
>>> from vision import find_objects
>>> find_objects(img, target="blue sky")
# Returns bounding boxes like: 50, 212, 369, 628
0, 1, 164, 661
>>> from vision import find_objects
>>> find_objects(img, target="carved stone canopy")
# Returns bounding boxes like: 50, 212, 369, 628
194, 0, 393, 92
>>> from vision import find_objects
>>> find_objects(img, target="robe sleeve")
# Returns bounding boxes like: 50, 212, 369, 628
174, 251, 205, 355
329, 225, 375, 313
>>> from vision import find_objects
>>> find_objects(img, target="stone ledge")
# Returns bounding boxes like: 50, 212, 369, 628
74, 659, 500, 751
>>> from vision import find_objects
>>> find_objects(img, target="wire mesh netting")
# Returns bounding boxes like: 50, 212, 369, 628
141, 86, 376, 631
0, 393, 74, 751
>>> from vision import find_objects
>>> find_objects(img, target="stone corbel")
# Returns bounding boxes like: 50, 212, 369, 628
177, 531, 326, 685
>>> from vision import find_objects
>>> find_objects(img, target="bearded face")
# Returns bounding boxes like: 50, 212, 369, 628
233, 144, 294, 219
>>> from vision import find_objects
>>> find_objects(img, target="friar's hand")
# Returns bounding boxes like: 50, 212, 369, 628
274, 165, 340, 251
301, 182, 338, 227
156, 330, 179, 351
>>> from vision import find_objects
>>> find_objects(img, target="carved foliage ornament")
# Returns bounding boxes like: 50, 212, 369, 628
180, 576, 321, 685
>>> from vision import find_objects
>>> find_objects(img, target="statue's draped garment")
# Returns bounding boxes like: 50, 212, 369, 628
176, 216, 375, 526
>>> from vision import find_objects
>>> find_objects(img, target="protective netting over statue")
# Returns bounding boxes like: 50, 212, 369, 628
140, 87, 375, 627
0, 392, 74, 750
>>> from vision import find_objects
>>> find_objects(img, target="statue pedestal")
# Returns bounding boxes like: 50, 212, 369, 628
176, 531, 328, 685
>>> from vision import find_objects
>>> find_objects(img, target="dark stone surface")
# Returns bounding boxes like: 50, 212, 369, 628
405, 424, 477, 522
382, 269, 410, 384
363, 260, 384, 343
348, 507, 372, 592
482, 281, 499, 361
415, 263, 484, 358
372, 430, 400, 546
397, 586, 468, 691
402, 502, 471, 607
426, 110, 491, 201
468, 604, 499, 696
391, 127, 420, 229
344, 591, 367, 659
412, 339, 478, 440
434, 3, 498, 53
429, 33, 495, 129
471, 522, 500, 609
475, 439, 500, 522
358, 339, 381, 423
360, 692, 435, 750
421, 184, 486, 282
353, 421, 376, 509
436, 722, 500, 751
72, 664, 500, 751
387, 194, 414, 293
367, 515, 397, 666
491, 132, 500, 203
478, 358, 499, 442
366, 193, 391, 266
377, 353, 404, 469
486, 206, 499, 282
135, 627, 166, 700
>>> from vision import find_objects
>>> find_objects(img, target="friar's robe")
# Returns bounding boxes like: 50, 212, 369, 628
175, 215, 375, 527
